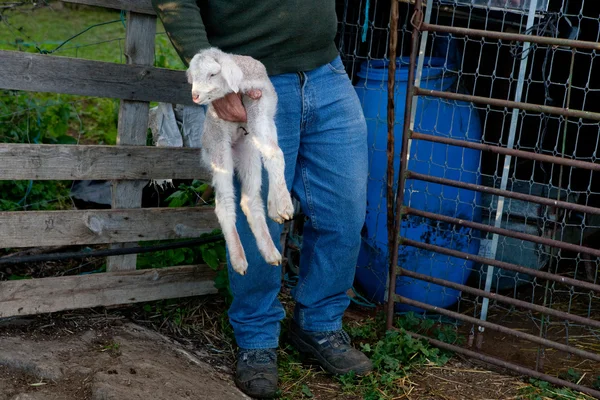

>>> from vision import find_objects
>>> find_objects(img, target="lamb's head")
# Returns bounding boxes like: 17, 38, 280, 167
186, 48, 244, 105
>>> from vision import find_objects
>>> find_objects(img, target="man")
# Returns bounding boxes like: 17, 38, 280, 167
151, 1, 372, 398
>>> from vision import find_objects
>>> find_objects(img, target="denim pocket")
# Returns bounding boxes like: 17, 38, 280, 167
326, 56, 348, 75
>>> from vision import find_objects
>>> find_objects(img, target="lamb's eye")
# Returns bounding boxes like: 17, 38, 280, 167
210, 73, 216, 78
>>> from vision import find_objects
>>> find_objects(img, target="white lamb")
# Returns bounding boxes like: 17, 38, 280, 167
186, 47, 294, 276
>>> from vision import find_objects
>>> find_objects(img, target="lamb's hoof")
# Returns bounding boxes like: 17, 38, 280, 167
268, 192, 295, 224
262, 247, 282, 266
231, 257, 249, 276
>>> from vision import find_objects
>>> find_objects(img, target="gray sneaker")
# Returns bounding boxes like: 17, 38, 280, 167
234, 348, 279, 399
288, 320, 373, 376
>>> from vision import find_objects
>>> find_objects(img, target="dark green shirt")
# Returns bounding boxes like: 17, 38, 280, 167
151, 0, 340, 76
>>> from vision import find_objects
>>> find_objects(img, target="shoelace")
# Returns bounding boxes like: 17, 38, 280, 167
240, 349, 276, 365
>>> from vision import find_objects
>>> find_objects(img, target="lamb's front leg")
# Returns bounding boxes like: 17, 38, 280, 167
247, 117, 294, 224
233, 139, 282, 266
205, 140, 248, 275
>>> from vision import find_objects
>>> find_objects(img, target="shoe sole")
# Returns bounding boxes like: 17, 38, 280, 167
288, 330, 373, 376
233, 376, 279, 399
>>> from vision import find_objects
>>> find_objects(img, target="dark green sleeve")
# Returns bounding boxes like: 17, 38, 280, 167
151, 0, 210, 67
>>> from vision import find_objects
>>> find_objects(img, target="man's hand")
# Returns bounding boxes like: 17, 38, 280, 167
213, 92, 247, 122
212, 90, 263, 123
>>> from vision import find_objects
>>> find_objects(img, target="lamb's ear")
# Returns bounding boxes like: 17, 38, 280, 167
218, 55, 243, 93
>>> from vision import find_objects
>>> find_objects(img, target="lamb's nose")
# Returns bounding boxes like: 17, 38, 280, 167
192, 93, 199, 101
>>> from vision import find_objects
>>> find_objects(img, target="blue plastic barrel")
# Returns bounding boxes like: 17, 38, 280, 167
354, 57, 483, 312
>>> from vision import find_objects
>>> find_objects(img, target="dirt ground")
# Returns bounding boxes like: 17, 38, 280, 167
0, 300, 535, 400
0, 316, 249, 400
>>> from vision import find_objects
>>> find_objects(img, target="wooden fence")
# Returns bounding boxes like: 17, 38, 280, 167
0, 0, 220, 318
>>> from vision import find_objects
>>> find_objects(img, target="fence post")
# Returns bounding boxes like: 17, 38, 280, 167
107, 11, 156, 271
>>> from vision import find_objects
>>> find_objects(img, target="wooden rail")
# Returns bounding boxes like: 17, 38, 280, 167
0, 264, 217, 317
0, 50, 192, 105
0, 144, 208, 180
0, 208, 218, 248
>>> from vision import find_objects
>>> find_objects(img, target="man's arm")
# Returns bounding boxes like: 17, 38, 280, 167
152, 0, 252, 122
151, 0, 210, 67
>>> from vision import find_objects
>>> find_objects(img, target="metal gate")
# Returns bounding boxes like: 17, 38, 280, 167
384, 0, 600, 397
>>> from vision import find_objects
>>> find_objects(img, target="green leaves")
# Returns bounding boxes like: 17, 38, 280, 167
300, 385, 313, 398
519, 378, 595, 399
337, 312, 458, 400
0, 90, 121, 211
165, 180, 211, 208
135, 232, 232, 305
201, 246, 220, 270
136, 233, 226, 271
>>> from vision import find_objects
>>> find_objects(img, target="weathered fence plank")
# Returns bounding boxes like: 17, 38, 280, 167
0, 208, 218, 248
0, 264, 217, 318
0, 50, 192, 105
0, 144, 208, 180
108, 11, 158, 271
61, 0, 155, 15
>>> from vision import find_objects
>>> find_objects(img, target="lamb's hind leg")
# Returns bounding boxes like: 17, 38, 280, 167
233, 138, 282, 266
206, 139, 248, 275
248, 116, 294, 224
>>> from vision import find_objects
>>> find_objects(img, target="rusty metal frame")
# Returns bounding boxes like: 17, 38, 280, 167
385, 0, 600, 397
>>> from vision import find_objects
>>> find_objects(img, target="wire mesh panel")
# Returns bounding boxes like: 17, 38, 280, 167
332, 0, 600, 396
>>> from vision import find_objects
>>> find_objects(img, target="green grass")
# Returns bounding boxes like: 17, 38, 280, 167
0, 2, 184, 67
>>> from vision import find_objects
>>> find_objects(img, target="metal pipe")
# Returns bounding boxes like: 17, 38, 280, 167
0, 234, 224, 265
386, 0, 424, 331
400, 237, 600, 293
414, 87, 600, 121
386, 0, 400, 332
410, 131, 600, 172
397, 268, 600, 329
395, 295, 600, 364
404, 207, 600, 258
421, 22, 600, 52
396, 329, 600, 399
406, 171, 600, 216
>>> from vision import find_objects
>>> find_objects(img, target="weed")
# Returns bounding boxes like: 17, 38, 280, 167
0, 180, 72, 211
99, 341, 122, 357
518, 378, 595, 400
165, 180, 212, 208
276, 312, 459, 400
344, 313, 386, 343
559, 368, 583, 384
136, 231, 232, 304
300, 384, 314, 398
154, 37, 186, 70
101, 342, 120, 352
340, 328, 451, 400
337, 312, 460, 399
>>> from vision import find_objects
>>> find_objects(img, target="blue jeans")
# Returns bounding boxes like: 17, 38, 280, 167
227, 55, 368, 349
